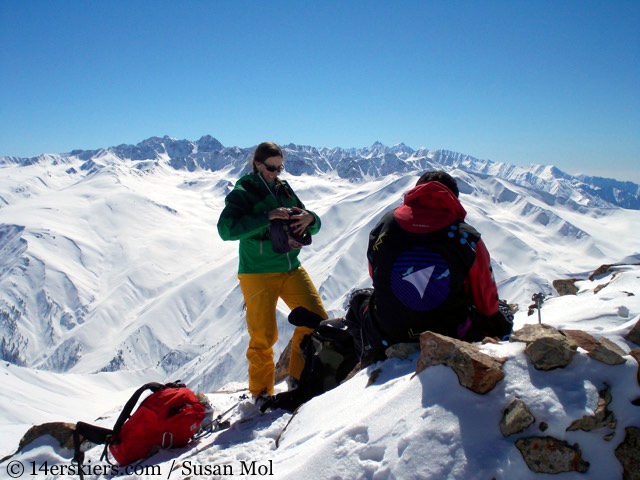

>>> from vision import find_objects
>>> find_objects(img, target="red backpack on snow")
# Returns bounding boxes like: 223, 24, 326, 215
73, 381, 206, 475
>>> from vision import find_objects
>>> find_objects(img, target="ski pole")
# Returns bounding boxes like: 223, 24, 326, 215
532, 292, 545, 324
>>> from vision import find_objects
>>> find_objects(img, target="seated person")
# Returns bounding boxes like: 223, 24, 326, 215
346, 170, 512, 362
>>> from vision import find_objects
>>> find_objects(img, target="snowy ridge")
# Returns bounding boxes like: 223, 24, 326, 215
2, 135, 638, 209
0, 135, 639, 478
1, 148, 639, 379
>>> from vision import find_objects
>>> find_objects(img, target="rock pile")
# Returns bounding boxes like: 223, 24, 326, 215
416, 319, 640, 477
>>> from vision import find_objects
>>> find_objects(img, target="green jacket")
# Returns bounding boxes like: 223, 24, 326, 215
217, 172, 321, 274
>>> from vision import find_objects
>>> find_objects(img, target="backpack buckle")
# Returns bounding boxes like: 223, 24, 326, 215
161, 432, 174, 448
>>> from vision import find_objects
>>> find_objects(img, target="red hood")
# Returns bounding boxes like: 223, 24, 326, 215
394, 181, 467, 233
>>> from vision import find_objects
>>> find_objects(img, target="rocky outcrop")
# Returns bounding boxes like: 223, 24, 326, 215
566, 384, 617, 438
2, 422, 77, 463
385, 342, 420, 360
274, 339, 293, 385
562, 329, 627, 365
17, 422, 76, 451
615, 427, 640, 480
587, 263, 640, 280
500, 398, 535, 436
553, 278, 579, 296
515, 436, 590, 474
416, 331, 506, 394
626, 319, 640, 346
510, 323, 577, 370
416, 320, 639, 475
630, 349, 640, 386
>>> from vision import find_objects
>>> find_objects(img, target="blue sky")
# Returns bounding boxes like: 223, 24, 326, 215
1, 0, 639, 182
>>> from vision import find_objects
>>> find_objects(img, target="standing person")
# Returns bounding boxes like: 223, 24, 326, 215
217, 141, 328, 405
346, 170, 512, 362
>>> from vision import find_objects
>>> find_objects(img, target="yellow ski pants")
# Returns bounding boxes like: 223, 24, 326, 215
238, 267, 328, 397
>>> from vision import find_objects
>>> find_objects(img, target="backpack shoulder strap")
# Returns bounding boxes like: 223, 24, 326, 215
72, 381, 186, 479
72, 421, 114, 479
111, 382, 166, 435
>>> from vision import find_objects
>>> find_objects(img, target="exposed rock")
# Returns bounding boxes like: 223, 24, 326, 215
590, 337, 628, 365
367, 368, 383, 387
562, 329, 599, 350
483, 337, 501, 345
539, 422, 549, 432
615, 427, 640, 480
515, 436, 590, 474
589, 263, 640, 281
626, 319, 640, 346
511, 324, 577, 370
594, 282, 610, 294
510, 323, 562, 343
629, 350, 640, 386
274, 338, 292, 384
18, 422, 77, 451
525, 338, 577, 370
500, 398, 535, 437
562, 330, 628, 365
567, 384, 616, 434
416, 331, 506, 394
589, 263, 616, 280
385, 342, 420, 359
553, 278, 579, 296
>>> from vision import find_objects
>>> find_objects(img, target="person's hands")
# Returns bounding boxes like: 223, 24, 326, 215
268, 207, 292, 221
287, 207, 314, 234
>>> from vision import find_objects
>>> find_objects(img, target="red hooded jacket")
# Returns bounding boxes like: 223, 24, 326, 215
366, 181, 499, 341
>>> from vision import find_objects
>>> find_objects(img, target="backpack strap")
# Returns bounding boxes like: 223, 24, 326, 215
72, 421, 113, 480
110, 382, 165, 436
72, 381, 185, 479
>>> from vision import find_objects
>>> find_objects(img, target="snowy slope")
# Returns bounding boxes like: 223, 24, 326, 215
1, 138, 639, 478
1, 152, 638, 378
2, 264, 639, 479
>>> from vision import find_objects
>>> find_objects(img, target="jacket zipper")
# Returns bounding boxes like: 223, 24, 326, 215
258, 173, 296, 270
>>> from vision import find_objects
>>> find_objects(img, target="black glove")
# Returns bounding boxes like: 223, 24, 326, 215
260, 389, 311, 413
464, 300, 513, 342
288, 307, 325, 329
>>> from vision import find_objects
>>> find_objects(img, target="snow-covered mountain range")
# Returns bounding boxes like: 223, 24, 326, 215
0, 135, 638, 380
3, 135, 639, 209
1, 135, 639, 479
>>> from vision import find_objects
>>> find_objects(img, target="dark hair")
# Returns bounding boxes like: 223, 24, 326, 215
252, 142, 283, 173
416, 170, 459, 197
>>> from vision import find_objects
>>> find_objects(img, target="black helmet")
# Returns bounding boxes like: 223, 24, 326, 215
269, 216, 312, 253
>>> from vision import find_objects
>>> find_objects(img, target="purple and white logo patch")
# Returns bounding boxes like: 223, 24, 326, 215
390, 248, 451, 311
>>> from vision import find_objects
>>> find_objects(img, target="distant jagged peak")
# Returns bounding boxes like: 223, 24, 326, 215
576, 173, 640, 192
195, 135, 224, 152
388, 143, 415, 158
0, 152, 71, 167
2, 135, 638, 209
357, 141, 412, 156
524, 163, 569, 181
283, 143, 321, 156
413, 146, 430, 156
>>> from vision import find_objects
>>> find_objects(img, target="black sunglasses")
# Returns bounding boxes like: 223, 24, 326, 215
263, 163, 285, 173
